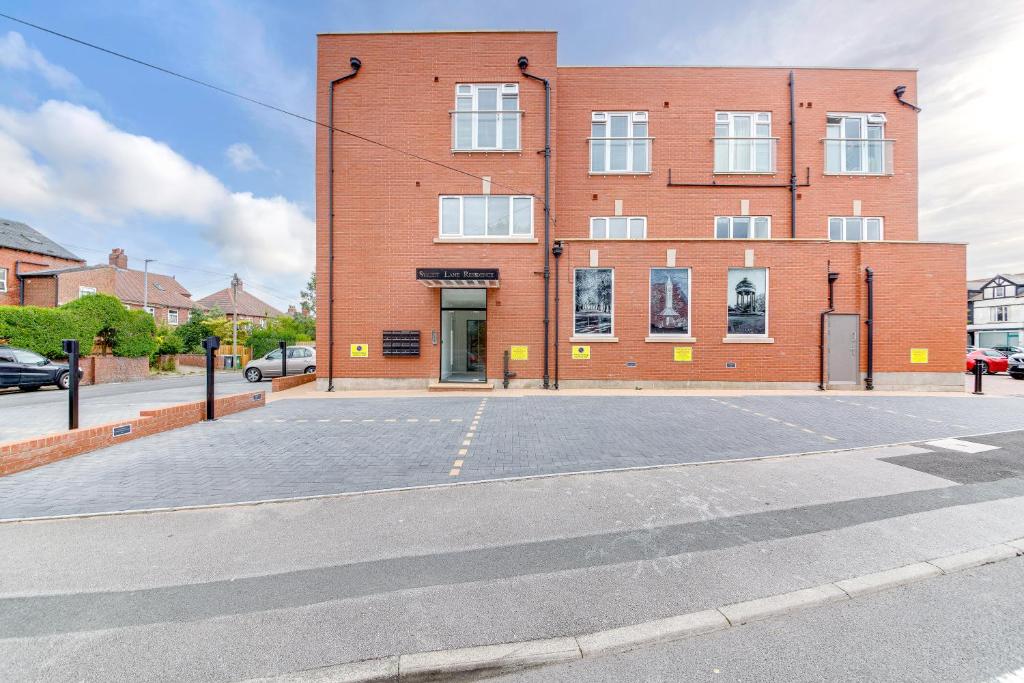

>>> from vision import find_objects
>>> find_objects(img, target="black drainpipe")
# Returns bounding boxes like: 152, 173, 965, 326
326, 57, 362, 392
518, 56, 552, 390
818, 267, 839, 390
552, 240, 563, 389
865, 267, 874, 390
789, 70, 797, 238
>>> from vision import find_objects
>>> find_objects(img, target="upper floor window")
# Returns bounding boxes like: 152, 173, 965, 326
829, 217, 883, 241
714, 112, 775, 173
824, 113, 892, 175
715, 216, 771, 239
590, 112, 650, 174
994, 306, 1009, 322
0, 267, 7, 293
452, 84, 520, 151
590, 216, 646, 239
78, 286, 97, 298
439, 195, 533, 238
984, 285, 1012, 299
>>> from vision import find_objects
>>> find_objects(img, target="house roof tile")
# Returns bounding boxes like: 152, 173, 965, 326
0, 218, 82, 262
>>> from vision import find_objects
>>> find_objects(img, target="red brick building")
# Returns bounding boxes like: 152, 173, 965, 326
0, 218, 84, 307
197, 280, 284, 328
316, 30, 965, 391
21, 248, 195, 326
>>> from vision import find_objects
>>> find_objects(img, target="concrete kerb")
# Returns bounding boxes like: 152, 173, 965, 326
246, 541, 1024, 682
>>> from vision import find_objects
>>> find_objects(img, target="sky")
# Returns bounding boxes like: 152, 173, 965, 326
1, 0, 1022, 311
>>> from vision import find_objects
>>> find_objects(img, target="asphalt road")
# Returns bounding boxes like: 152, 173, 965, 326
2, 433, 1024, 681
502, 557, 1024, 683
0, 371, 257, 442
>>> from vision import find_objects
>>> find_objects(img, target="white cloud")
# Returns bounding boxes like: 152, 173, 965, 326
0, 100, 313, 277
225, 142, 265, 171
0, 31, 81, 92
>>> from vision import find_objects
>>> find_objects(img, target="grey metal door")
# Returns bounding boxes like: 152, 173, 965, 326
827, 314, 860, 384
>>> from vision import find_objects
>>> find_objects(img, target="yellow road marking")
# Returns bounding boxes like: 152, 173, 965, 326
458, 448, 468, 456
453, 459, 464, 468
449, 468, 460, 477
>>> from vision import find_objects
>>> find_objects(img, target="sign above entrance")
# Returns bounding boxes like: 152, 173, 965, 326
417, 268, 500, 288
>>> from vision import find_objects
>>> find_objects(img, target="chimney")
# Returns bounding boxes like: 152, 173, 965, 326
109, 248, 128, 269
287, 305, 297, 316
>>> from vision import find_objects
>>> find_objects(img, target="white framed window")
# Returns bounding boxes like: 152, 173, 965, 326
715, 216, 771, 239
825, 113, 891, 174
439, 195, 533, 238
574, 268, 614, 336
649, 268, 691, 336
985, 285, 1008, 299
452, 83, 520, 151
829, 217, 884, 241
590, 216, 646, 239
167, 309, 179, 325
590, 112, 650, 174
78, 286, 97, 298
0, 267, 7, 293
994, 306, 1009, 322
727, 268, 769, 337
143, 306, 155, 316
714, 112, 775, 173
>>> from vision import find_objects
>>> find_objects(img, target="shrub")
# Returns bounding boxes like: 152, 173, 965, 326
154, 325, 184, 356
173, 308, 213, 353
0, 305, 96, 359
112, 310, 158, 358
59, 294, 125, 353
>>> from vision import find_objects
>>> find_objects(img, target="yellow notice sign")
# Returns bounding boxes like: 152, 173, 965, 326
510, 345, 529, 361
673, 347, 693, 362
350, 343, 369, 358
910, 348, 929, 364
572, 345, 591, 360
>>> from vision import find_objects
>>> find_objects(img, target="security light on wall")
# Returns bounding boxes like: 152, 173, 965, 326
517, 56, 529, 70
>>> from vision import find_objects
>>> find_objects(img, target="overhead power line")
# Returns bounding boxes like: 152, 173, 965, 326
0, 12, 535, 196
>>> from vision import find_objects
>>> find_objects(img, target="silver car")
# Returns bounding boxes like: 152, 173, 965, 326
244, 345, 316, 382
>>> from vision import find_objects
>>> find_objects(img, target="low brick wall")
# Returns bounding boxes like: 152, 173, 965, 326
176, 354, 207, 368
0, 390, 266, 477
271, 373, 317, 392
60, 356, 150, 386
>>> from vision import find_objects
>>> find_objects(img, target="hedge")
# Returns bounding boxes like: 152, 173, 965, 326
0, 293, 158, 359
0, 306, 96, 359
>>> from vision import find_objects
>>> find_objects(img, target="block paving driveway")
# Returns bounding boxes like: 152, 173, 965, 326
3, 392, 1024, 519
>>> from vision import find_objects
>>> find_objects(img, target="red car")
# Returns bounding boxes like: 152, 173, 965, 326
966, 348, 1009, 375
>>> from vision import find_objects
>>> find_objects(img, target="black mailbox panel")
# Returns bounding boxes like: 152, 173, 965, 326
382, 330, 420, 356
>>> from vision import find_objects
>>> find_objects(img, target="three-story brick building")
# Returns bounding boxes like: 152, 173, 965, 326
316, 30, 965, 391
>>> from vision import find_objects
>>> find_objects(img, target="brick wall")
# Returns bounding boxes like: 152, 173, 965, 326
314, 31, 961, 389
0, 248, 83, 306
0, 390, 266, 477
272, 373, 316, 392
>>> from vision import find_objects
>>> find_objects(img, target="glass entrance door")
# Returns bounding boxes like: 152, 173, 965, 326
440, 289, 487, 382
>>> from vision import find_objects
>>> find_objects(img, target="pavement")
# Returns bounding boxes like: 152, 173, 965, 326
2, 389, 1024, 519
498, 557, 1024, 682
3, 428, 1024, 681
0, 371, 259, 443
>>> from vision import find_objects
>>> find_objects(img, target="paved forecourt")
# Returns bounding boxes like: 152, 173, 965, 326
2, 392, 1024, 519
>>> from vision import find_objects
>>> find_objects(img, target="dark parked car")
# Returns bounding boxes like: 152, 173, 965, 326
0, 346, 81, 391
1009, 353, 1024, 380
966, 348, 1009, 375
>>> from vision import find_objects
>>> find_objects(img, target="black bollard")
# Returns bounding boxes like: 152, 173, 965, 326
972, 361, 984, 395
203, 335, 221, 420
61, 339, 79, 430
279, 340, 288, 378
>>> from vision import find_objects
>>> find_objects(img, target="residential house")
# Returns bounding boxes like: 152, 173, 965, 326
196, 280, 284, 328
0, 218, 84, 307
967, 273, 1024, 349
20, 248, 196, 326
315, 30, 965, 391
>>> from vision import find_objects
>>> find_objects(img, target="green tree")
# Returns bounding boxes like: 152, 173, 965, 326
59, 293, 126, 354
113, 310, 158, 357
299, 271, 316, 316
